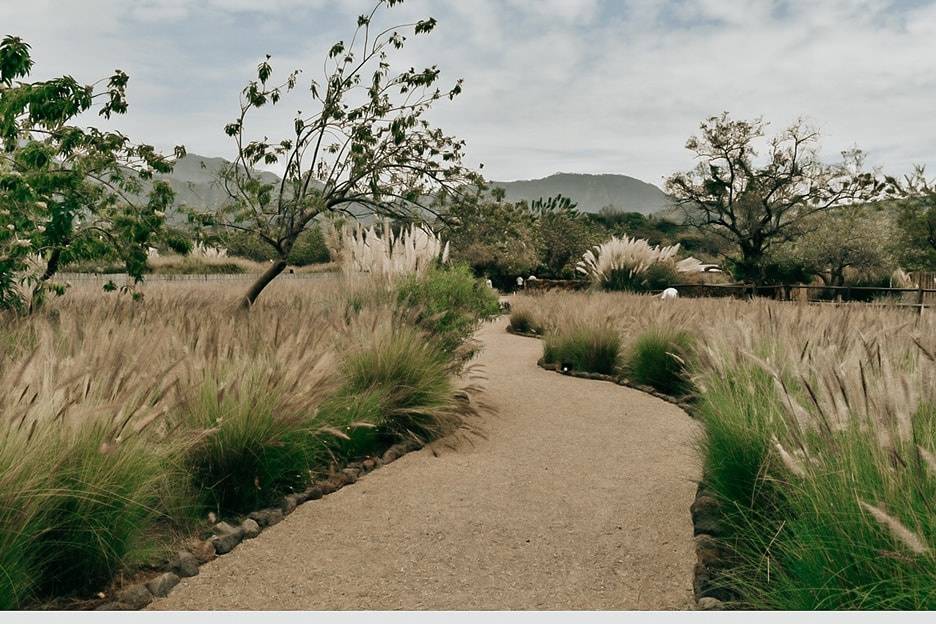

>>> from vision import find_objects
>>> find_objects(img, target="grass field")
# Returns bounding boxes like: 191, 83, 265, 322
0, 269, 497, 608
511, 292, 936, 610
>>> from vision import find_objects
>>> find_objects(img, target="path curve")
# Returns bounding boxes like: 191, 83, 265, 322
152, 317, 701, 610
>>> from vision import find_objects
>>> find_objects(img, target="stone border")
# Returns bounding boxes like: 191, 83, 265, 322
504, 325, 542, 339
511, 327, 733, 610
690, 482, 734, 610
535, 358, 696, 413
93, 439, 423, 611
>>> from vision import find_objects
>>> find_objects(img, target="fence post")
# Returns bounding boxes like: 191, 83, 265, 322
919, 282, 926, 316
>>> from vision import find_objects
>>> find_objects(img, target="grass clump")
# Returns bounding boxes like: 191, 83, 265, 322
0, 422, 186, 605
508, 308, 542, 334
180, 365, 335, 515
542, 322, 621, 375
624, 327, 695, 396
324, 323, 470, 445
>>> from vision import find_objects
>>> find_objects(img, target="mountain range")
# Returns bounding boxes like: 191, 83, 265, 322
157, 154, 675, 217
490, 172, 674, 215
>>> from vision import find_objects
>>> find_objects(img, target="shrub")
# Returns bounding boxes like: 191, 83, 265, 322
508, 308, 541, 334
542, 322, 621, 375
287, 227, 331, 266
624, 327, 695, 395
396, 264, 500, 354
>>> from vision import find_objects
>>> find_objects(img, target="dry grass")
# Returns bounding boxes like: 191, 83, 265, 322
513, 291, 936, 609
0, 273, 487, 607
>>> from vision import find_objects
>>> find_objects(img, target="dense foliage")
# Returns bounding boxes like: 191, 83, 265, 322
0, 36, 184, 310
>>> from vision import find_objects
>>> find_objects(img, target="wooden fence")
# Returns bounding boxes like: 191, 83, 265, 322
668, 282, 935, 312
520, 273, 936, 313
57, 271, 337, 282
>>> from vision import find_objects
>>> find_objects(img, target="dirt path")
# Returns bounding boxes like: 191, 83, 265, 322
152, 317, 701, 610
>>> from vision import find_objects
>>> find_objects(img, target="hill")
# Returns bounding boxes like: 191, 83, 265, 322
490, 173, 675, 215
155, 157, 678, 220
153, 153, 280, 217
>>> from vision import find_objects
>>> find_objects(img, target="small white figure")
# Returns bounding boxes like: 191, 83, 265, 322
516, 276, 524, 289
485, 278, 493, 289
660, 287, 679, 300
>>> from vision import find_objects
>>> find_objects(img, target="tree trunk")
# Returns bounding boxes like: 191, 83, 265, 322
240, 259, 287, 309
40, 248, 61, 282
28, 248, 63, 313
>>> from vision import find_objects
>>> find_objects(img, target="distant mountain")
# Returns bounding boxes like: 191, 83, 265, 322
155, 157, 678, 220
154, 153, 280, 217
490, 172, 675, 215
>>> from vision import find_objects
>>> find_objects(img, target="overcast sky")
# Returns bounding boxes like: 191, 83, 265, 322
4, 0, 935, 186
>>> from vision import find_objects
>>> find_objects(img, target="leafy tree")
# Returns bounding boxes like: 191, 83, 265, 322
665, 113, 884, 283
589, 208, 681, 245
0, 36, 184, 310
891, 166, 936, 270
437, 184, 538, 287
205, 0, 471, 307
784, 207, 894, 286
528, 195, 598, 278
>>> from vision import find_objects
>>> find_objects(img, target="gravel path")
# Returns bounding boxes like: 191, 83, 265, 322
152, 317, 701, 610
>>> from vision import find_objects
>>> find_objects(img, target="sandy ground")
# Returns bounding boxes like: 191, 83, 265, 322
152, 317, 701, 610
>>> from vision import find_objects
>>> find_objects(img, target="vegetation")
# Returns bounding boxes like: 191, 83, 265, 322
542, 321, 622, 376
514, 290, 936, 609
439, 184, 540, 287
529, 195, 600, 278
0, 269, 490, 608
0, 36, 185, 310
508, 308, 542, 335
396, 263, 500, 354
624, 328, 694, 396
576, 234, 712, 292
892, 167, 936, 271
665, 113, 885, 283
201, 0, 471, 307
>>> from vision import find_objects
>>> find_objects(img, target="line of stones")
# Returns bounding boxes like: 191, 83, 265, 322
94, 439, 423, 611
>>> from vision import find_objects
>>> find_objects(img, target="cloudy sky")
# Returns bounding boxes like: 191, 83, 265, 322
4, 0, 935, 186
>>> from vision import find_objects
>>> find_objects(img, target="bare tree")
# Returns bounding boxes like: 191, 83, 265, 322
203, 0, 472, 306
665, 112, 884, 283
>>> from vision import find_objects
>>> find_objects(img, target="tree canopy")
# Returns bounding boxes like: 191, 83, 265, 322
200, 0, 472, 306
665, 113, 885, 283
0, 35, 184, 310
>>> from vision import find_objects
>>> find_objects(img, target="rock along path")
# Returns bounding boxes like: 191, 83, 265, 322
153, 317, 701, 610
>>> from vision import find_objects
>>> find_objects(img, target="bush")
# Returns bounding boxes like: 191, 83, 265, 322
396, 264, 500, 354
509, 308, 541, 334
624, 327, 694, 395
542, 323, 621, 375
287, 227, 331, 266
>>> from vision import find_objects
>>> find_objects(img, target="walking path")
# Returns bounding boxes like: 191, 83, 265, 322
153, 317, 701, 610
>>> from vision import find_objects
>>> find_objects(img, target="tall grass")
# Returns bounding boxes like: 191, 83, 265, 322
322, 320, 481, 450
624, 327, 695, 395
515, 290, 936, 609
0, 269, 487, 608
542, 321, 622, 375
